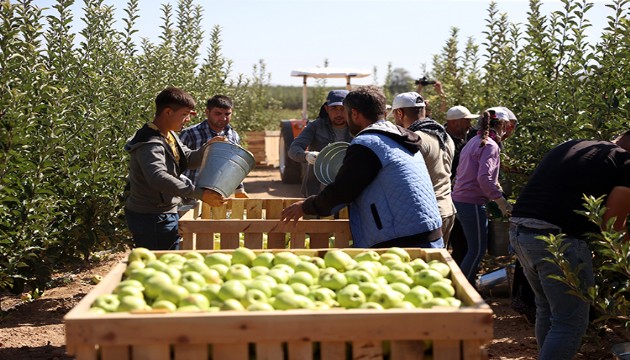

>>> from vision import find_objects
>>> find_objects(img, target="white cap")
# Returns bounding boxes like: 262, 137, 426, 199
500, 107, 517, 121
487, 107, 510, 121
388, 92, 425, 117
446, 105, 479, 120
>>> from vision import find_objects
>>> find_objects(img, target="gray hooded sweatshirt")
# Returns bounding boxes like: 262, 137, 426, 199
124, 123, 207, 214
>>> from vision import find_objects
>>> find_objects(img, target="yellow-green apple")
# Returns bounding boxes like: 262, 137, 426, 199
271, 292, 314, 310
128, 247, 156, 264
337, 284, 366, 309
318, 268, 347, 291
419, 297, 451, 309
288, 271, 315, 287
378, 252, 402, 265
409, 258, 429, 272
354, 261, 380, 278
127, 267, 156, 283
183, 251, 204, 262
273, 251, 300, 268
114, 279, 144, 293
92, 294, 120, 312
204, 253, 231, 268
384, 270, 413, 286
385, 247, 411, 262
182, 259, 210, 273
308, 287, 337, 306
389, 282, 411, 295
247, 302, 274, 311
428, 281, 456, 298
221, 298, 245, 311
324, 250, 354, 272
217, 280, 247, 301
180, 271, 207, 288
250, 266, 270, 278
209, 264, 229, 278
359, 302, 384, 310
116, 285, 145, 300
358, 282, 382, 297
445, 297, 462, 308
289, 282, 310, 296
246, 279, 273, 297
412, 268, 445, 288
180, 293, 210, 310
199, 268, 222, 285
267, 268, 290, 284
88, 306, 107, 314
143, 272, 173, 299
344, 269, 374, 285
155, 284, 189, 305
242, 289, 268, 307
124, 261, 146, 278
151, 299, 177, 312
181, 281, 201, 294
353, 250, 381, 262
225, 264, 252, 281
231, 247, 257, 266
428, 260, 451, 278
404, 286, 433, 307
145, 259, 169, 272
368, 289, 404, 309
254, 274, 278, 288
199, 283, 221, 303
252, 252, 275, 268
117, 295, 148, 312
177, 305, 201, 312
271, 283, 294, 296
294, 261, 320, 278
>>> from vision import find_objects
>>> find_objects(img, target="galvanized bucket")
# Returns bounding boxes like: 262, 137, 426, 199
476, 265, 514, 297
314, 141, 349, 185
612, 342, 630, 360
196, 142, 255, 197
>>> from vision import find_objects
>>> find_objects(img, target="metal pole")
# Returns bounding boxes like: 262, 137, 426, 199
302, 76, 308, 120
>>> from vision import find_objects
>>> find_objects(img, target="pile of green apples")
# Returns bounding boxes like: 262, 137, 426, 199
89, 247, 461, 313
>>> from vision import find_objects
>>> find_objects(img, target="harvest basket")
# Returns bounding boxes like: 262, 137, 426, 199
64, 248, 493, 360
178, 198, 350, 250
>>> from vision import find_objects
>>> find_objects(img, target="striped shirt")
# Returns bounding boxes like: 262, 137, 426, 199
179, 120, 243, 190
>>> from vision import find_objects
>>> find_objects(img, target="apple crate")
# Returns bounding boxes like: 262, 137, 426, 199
65, 248, 493, 360
178, 198, 350, 250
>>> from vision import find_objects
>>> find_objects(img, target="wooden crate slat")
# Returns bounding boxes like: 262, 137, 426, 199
243, 232, 264, 249
219, 233, 240, 249
289, 233, 306, 248
195, 233, 214, 250
174, 343, 208, 360
101, 345, 130, 360
246, 199, 264, 218
352, 340, 383, 359
180, 232, 194, 250
255, 341, 284, 360
75, 345, 98, 360
231, 200, 245, 219
319, 341, 346, 360
132, 344, 170, 360
212, 343, 249, 359
287, 340, 313, 360
309, 233, 330, 248
432, 340, 461, 360
390, 340, 425, 360
461, 340, 485, 360
266, 233, 286, 249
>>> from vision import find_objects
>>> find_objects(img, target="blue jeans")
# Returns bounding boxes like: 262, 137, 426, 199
509, 224, 593, 360
125, 209, 180, 250
453, 201, 487, 283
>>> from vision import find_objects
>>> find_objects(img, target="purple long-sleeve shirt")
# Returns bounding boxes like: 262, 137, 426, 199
451, 135, 503, 204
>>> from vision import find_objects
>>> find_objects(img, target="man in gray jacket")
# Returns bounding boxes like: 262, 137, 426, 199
288, 90, 353, 196
124, 86, 225, 250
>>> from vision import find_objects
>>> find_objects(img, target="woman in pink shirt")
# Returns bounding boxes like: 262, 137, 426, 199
451, 109, 512, 283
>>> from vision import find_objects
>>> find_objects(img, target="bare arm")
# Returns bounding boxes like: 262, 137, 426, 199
604, 186, 630, 235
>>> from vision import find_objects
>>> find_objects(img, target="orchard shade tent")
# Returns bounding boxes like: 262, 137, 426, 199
290, 68, 371, 120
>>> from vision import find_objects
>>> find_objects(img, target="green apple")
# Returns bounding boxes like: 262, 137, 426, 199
344, 270, 374, 285
306, 256, 325, 269
127, 267, 157, 283
88, 306, 107, 314
404, 286, 434, 307
204, 252, 231, 268
384, 270, 413, 286
358, 282, 382, 297
199, 268, 223, 285
242, 289, 268, 307
324, 250, 354, 272
180, 271, 207, 288
289, 282, 310, 296
128, 247, 156, 264
353, 261, 380, 278
177, 305, 201, 312
209, 264, 229, 278
353, 250, 381, 262
254, 274, 278, 288
247, 302, 274, 311
124, 261, 146, 278
308, 287, 337, 305
385, 262, 414, 277
180, 293, 210, 310
271, 263, 295, 276
271, 292, 314, 310
155, 284, 190, 305
145, 259, 169, 272
294, 261, 320, 278
252, 252, 275, 268
368, 289, 404, 309
359, 302, 384, 310
181, 281, 202, 294
288, 271, 315, 287
412, 268, 445, 288
392, 301, 416, 309
419, 297, 451, 309
143, 272, 173, 299
221, 298, 245, 311
271, 283, 294, 296
445, 297, 462, 308
114, 279, 144, 294
183, 251, 204, 262
116, 285, 145, 300
159, 253, 186, 264
151, 299, 177, 312
217, 280, 247, 301
273, 251, 300, 268
337, 284, 366, 309
313, 301, 332, 310
162, 266, 182, 283
250, 266, 270, 278
199, 283, 222, 303
409, 258, 429, 272
428, 281, 456, 298
231, 247, 257, 266
379, 252, 402, 265
267, 268, 290, 284
428, 260, 451, 278
225, 264, 252, 281
117, 295, 148, 312
386, 247, 411, 262
318, 268, 347, 291
92, 294, 120, 312
182, 259, 210, 273
389, 282, 411, 295
246, 279, 273, 297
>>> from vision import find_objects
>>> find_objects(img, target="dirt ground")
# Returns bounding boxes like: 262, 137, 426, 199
0, 166, 628, 360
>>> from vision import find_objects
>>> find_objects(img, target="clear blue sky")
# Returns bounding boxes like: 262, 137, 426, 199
34, 0, 613, 87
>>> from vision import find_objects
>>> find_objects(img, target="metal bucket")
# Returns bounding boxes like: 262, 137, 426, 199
314, 141, 349, 185
196, 142, 255, 197
476, 265, 514, 297
488, 220, 511, 256
612, 342, 630, 360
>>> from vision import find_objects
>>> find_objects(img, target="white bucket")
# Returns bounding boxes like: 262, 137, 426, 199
196, 142, 255, 197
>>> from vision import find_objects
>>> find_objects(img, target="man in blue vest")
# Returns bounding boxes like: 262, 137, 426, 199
281, 86, 443, 248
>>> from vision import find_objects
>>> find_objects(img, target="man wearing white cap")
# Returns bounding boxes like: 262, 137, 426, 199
391, 92, 456, 243
445, 105, 479, 180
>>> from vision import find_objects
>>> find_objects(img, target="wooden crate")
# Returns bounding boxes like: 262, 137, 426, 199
178, 198, 350, 250
243, 131, 280, 166
65, 248, 493, 360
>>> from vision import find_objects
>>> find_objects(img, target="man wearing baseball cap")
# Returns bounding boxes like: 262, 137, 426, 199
391, 92, 456, 244
288, 90, 353, 196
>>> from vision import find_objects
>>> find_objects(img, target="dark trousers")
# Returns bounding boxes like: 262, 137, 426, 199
125, 208, 180, 250
449, 216, 467, 265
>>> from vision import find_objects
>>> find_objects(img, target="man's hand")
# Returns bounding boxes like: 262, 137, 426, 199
434, 81, 444, 96
202, 189, 227, 207
207, 136, 227, 145
234, 189, 249, 198
281, 201, 305, 223
493, 197, 512, 217
305, 151, 319, 165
